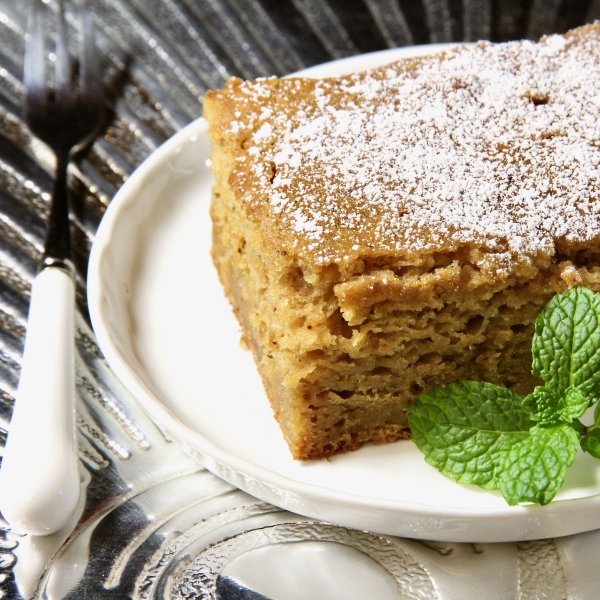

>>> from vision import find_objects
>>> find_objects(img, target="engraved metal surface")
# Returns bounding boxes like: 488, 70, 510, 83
172, 521, 437, 599
0, 1, 598, 598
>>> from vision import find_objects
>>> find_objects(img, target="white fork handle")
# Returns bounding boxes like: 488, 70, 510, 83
0, 267, 80, 535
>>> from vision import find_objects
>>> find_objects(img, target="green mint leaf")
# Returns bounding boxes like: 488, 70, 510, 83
497, 424, 579, 505
594, 399, 600, 424
524, 387, 562, 424
408, 381, 534, 489
581, 428, 600, 458
532, 286, 600, 401
525, 385, 589, 425
562, 387, 590, 421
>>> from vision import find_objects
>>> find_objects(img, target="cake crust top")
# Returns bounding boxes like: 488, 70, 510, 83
204, 24, 600, 273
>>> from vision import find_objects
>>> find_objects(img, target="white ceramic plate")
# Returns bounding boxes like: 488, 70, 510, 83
88, 45, 600, 543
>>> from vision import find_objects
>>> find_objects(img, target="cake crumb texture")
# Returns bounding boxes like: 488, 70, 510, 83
205, 24, 600, 460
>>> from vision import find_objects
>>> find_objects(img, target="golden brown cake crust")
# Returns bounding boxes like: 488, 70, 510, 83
206, 23, 600, 274
206, 24, 600, 460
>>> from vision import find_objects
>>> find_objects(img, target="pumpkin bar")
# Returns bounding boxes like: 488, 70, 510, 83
204, 24, 600, 460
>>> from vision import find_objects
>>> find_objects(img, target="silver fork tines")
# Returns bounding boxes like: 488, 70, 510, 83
54, 0, 70, 102
25, 0, 105, 156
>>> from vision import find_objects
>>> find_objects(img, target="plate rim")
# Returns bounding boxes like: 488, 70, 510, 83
87, 44, 600, 542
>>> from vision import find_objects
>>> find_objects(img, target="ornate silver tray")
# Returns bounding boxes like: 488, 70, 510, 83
1, 1, 599, 597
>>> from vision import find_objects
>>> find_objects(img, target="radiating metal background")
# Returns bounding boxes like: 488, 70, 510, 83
0, 1, 599, 598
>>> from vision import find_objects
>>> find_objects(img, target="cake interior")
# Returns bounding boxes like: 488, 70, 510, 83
211, 142, 600, 460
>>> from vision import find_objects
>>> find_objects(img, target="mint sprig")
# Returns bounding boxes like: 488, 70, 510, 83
408, 382, 533, 489
524, 385, 589, 425
532, 286, 600, 400
408, 285, 600, 506
497, 425, 579, 505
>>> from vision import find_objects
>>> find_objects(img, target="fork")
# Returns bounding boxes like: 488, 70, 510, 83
0, 0, 104, 535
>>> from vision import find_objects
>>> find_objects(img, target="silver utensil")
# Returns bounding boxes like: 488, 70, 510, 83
0, 0, 104, 535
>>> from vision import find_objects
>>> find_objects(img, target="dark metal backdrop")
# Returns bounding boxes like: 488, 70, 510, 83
0, 1, 599, 598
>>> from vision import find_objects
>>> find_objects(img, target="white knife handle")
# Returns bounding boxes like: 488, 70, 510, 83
0, 266, 80, 535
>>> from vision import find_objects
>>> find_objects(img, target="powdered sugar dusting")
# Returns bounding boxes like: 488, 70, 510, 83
226, 29, 600, 266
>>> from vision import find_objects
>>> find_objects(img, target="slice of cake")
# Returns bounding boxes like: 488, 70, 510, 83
205, 24, 600, 461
